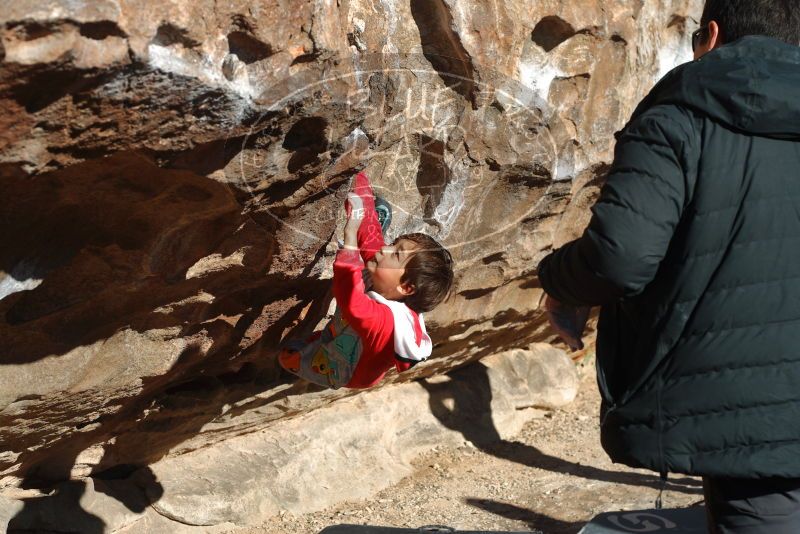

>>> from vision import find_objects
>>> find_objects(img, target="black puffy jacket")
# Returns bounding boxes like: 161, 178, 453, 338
538, 36, 800, 478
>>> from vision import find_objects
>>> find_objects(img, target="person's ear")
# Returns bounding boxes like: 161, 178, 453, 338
707, 20, 722, 49
694, 20, 723, 59
397, 282, 415, 297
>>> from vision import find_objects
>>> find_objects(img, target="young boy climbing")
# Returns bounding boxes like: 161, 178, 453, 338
278, 172, 454, 389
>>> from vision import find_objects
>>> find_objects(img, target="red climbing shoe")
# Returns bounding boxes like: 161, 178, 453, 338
278, 348, 301, 373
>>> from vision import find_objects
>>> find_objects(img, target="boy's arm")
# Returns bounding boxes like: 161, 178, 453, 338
336, 189, 393, 345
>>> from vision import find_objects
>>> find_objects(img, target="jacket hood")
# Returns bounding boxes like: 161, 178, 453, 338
631, 36, 800, 139
368, 291, 432, 362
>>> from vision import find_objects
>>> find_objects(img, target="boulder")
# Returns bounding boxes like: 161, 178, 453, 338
2, 344, 578, 530
0, 0, 699, 520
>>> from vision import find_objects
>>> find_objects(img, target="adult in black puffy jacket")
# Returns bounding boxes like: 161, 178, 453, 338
537, 1, 800, 532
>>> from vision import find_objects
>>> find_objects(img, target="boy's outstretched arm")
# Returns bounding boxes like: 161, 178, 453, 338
335, 190, 393, 349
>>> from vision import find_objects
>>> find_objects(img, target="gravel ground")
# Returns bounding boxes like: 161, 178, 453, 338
230, 358, 704, 534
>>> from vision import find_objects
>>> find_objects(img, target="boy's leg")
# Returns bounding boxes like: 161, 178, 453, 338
703, 476, 800, 534
278, 336, 340, 387
278, 339, 308, 373
278, 349, 301, 373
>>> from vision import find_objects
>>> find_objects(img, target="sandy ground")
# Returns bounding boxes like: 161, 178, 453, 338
230, 359, 704, 534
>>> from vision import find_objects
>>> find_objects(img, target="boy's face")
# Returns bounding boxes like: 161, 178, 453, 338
366, 238, 417, 300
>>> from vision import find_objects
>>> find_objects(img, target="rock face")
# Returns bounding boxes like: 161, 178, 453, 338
2, 344, 579, 530
0, 0, 700, 522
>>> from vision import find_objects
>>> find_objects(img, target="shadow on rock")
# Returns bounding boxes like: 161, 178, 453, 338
7, 452, 163, 533
8, 480, 107, 534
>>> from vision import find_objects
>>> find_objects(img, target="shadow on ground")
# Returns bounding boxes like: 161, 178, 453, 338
421, 361, 701, 494
466, 498, 580, 534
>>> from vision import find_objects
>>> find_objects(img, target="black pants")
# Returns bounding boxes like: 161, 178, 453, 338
703, 476, 800, 534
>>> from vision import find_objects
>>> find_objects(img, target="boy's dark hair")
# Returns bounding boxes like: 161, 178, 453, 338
398, 233, 454, 314
701, 0, 800, 45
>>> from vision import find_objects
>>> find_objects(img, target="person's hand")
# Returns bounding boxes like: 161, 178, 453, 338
343, 192, 365, 248
544, 295, 590, 351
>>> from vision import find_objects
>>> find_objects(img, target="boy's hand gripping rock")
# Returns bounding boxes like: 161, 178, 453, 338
343, 192, 365, 249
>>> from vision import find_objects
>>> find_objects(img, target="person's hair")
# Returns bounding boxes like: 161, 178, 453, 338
396, 233, 454, 314
701, 0, 800, 45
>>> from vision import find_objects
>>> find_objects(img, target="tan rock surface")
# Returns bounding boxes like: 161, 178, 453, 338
4, 345, 579, 530
0, 0, 701, 527
234, 359, 703, 534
